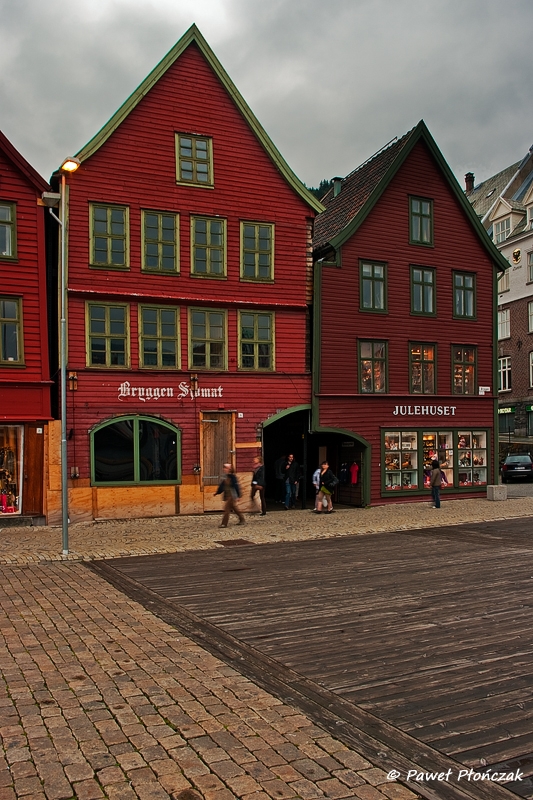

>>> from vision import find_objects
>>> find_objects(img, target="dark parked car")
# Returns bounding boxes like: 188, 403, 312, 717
501, 454, 533, 482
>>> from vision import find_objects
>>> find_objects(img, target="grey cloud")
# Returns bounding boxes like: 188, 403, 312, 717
1, 0, 532, 188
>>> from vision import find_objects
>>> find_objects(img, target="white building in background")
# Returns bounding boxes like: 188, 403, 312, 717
466, 146, 533, 439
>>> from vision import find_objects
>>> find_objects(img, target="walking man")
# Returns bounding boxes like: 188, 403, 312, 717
215, 463, 245, 527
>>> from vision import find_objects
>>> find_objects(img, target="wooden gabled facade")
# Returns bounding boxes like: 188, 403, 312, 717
312, 121, 509, 506
49, 25, 322, 522
0, 130, 51, 520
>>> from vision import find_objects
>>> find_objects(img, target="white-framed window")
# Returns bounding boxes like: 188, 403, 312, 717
498, 356, 512, 392
530, 352, 533, 388
529, 302, 533, 333
528, 207, 533, 230
498, 308, 510, 340
528, 251, 533, 283
495, 218, 511, 244
498, 267, 510, 293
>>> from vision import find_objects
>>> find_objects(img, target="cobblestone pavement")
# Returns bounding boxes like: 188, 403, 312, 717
1, 495, 533, 565
1, 498, 531, 800
0, 561, 419, 800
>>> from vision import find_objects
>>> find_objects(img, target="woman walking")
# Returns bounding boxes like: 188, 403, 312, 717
316, 461, 338, 514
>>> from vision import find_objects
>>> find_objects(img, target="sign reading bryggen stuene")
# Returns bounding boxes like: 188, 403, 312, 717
392, 405, 457, 416
118, 381, 224, 402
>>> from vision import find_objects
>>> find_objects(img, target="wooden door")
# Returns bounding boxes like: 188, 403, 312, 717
22, 424, 44, 515
200, 412, 235, 486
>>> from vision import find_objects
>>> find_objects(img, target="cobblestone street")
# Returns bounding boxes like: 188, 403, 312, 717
1, 497, 531, 799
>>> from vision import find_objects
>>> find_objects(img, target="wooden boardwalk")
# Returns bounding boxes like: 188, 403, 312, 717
90, 517, 533, 800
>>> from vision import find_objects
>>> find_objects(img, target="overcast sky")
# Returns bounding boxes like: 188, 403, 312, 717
1, 0, 532, 190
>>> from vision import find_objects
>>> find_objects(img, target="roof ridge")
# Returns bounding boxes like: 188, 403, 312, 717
71, 24, 323, 213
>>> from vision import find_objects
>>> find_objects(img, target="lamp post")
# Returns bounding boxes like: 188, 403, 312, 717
42, 156, 80, 555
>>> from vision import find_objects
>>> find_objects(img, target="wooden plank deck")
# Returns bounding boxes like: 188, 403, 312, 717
89, 517, 533, 800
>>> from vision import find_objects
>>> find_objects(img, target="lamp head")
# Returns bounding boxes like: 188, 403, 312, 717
61, 157, 81, 173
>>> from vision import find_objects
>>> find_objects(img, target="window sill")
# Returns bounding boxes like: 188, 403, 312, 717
189, 273, 227, 280
89, 264, 130, 271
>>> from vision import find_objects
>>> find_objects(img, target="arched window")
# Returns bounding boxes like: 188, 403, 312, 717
91, 416, 181, 485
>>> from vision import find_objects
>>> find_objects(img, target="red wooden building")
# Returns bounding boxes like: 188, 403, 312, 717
312, 122, 508, 506
50, 25, 322, 522
0, 130, 51, 521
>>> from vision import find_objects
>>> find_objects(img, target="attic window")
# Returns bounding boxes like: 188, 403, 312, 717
486, 189, 495, 198
495, 218, 511, 244
176, 133, 213, 187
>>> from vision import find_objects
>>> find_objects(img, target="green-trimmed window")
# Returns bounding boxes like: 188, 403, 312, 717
0, 203, 16, 259
409, 197, 433, 245
0, 297, 23, 364
453, 345, 476, 395
411, 266, 435, 315
453, 272, 475, 318
190, 309, 226, 369
139, 306, 179, 369
191, 217, 226, 277
87, 303, 129, 367
359, 340, 387, 393
410, 343, 435, 394
92, 416, 180, 485
360, 261, 386, 311
142, 211, 178, 272
90, 204, 129, 268
176, 134, 213, 186
239, 312, 274, 370
241, 223, 274, 281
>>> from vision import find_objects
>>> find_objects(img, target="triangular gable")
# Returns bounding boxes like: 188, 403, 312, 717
0, 129, 49, 193
488, 197, 513, 222
73, 24, 323, 214
316, 120, 508, 272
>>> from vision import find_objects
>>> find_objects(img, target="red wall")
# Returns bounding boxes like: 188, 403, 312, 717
64, 42, 314, 476
0, 149, 51, 420
317, 140, 497, 501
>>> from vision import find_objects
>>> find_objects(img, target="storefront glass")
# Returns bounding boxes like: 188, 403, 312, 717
384, 431, 418, 490
92, 416, 180, 484
383, 428, 488, 493
0, 425, 22, 514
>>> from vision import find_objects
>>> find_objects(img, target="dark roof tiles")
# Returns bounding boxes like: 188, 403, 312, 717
313, 129, 416, 251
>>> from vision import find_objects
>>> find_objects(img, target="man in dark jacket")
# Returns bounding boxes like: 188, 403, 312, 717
215, 463, 245, 527
251, 457, 267, 515
284, 453, 300, 509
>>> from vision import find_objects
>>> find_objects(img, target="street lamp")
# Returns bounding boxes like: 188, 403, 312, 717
42, 156, 80, 554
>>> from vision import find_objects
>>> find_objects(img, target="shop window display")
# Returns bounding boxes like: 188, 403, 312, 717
423, 431, 454, 488
383, 429, 487, 493
384, 431, 418, 490
458, 430, 487, 486
0, 425, 22, 514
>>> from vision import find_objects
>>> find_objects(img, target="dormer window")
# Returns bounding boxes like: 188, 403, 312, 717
495, 218, 511, 244
528, 207, 533, 230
